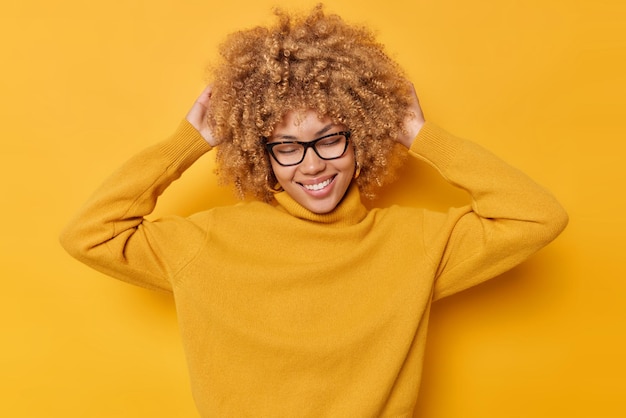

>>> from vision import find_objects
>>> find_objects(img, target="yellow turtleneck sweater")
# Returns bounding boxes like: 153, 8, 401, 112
60, 120, 567, 417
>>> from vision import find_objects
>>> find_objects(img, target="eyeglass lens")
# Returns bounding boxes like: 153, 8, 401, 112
270, 133, 349, 166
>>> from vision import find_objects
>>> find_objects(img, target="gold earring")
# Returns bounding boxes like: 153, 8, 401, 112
265, 174, 283, 194
354, 162, 361, 180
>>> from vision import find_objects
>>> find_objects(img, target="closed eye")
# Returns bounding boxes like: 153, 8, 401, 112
317, 135, 343, 147
273, 143, 301, 154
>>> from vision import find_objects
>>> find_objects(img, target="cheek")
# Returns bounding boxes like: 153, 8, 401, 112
269, 162, 293, 184
342, 148, 357, 173
348, 143, 357, 162
268, 159, 281, 179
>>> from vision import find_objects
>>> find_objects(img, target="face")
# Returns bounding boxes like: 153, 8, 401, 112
267, 109, 356, 214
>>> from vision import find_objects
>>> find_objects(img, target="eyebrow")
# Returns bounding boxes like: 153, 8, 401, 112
271, 124, 335, 141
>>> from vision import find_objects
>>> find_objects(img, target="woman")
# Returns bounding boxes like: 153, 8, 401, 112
60, 5, 568, 417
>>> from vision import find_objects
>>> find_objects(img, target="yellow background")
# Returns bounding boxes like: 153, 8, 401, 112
2, 0, 624, 416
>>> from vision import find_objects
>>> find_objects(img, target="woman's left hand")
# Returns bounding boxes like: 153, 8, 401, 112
397, 83, 425, 149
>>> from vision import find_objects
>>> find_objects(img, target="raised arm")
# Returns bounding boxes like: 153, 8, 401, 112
59, 90, 215, 291
398, 85, 568, 300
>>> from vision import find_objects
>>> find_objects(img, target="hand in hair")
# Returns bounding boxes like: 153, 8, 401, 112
397, 83, 426, 150
186, 85, 219, 147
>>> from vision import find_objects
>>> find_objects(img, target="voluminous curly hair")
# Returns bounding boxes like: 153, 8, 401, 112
208, 3, 414, 202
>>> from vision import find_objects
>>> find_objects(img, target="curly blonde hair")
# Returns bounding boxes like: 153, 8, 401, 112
208, 4, 413, 201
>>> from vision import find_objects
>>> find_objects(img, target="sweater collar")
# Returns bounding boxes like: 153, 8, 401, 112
273, 185, 368, 226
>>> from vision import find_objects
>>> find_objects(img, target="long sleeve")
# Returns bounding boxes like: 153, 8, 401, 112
409, 123, 569, 300
59, 120, 213, 292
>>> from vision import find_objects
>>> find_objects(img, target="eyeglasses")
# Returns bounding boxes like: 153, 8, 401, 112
265, 131, 351, 167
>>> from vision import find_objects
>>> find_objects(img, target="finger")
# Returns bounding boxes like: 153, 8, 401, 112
196, 84, 213, 108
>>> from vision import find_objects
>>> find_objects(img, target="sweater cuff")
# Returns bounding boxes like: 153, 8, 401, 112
159, 119, 213, 171
408, 121, 460, 172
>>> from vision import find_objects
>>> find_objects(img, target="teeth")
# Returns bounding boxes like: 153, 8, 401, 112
303, 178, 332, 191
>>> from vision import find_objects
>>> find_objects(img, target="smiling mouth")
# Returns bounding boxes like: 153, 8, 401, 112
300, 176, 335, 191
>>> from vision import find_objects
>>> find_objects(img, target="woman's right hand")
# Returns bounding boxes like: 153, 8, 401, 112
186, 85, 219, 147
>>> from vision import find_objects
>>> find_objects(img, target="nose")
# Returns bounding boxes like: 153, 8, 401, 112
299, 147, 326, 174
